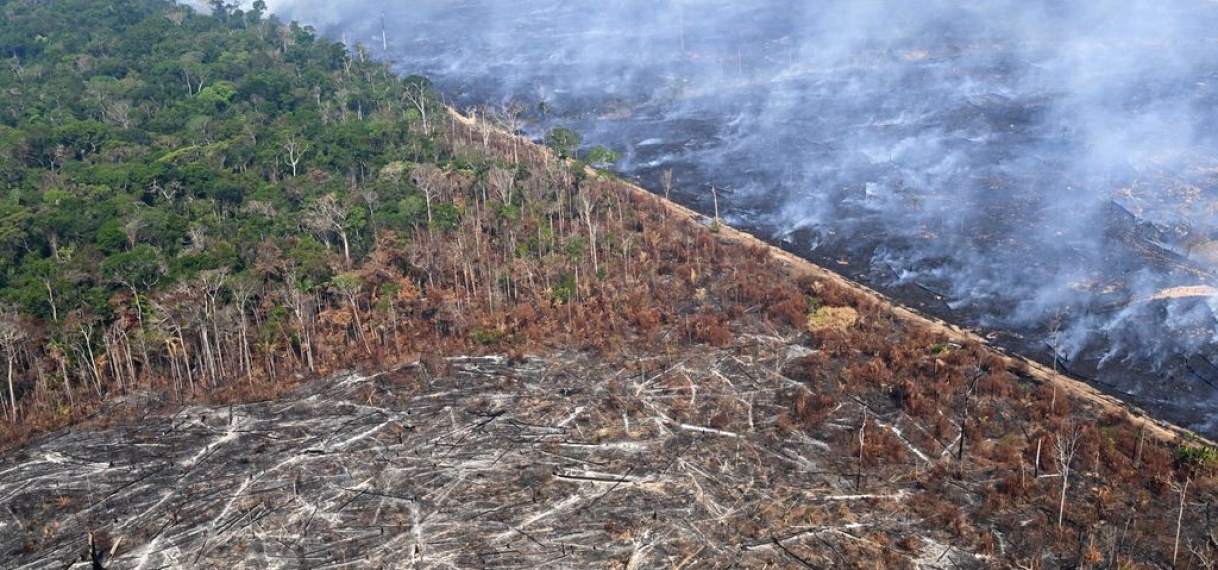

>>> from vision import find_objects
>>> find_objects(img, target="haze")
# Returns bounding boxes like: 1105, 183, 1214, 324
260, 0, 1218, 430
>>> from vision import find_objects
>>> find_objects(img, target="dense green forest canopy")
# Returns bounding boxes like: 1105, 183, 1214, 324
0, 0, 442, 297
0, 0, 758, 432
0, 0, 493, 422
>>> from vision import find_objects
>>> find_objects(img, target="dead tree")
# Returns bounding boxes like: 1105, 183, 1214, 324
857, 405, 867, 492
331, 272, 371, 355
304, 194, 353, 266
402, 80, 433, 133
707, 184, 727, 227
1173, 476, 1191, 566
1053, 423, 1082, 528
578, 191, 600, 276
281, 134, 310, 177
0, 313, 28, 421
412, 164, 447, 228
489, 100, 526, 162
228, 276, 258, 385
488, 166, 515, 207
197, 269, 230, 385
281, 266, 316, 373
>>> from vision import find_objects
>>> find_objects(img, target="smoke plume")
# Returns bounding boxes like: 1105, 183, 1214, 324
261, 0, 1218, 430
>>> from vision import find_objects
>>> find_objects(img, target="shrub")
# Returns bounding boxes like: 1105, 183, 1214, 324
1174, 444, 1218, 475
685, 313, 731, 346
806, 306, 859, 334
469, 326, 505, 345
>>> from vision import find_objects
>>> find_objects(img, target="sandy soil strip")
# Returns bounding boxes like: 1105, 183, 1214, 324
1146, 285, 1218, 301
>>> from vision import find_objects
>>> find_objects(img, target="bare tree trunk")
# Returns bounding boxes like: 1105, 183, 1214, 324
167, 339, 182, 396
1035, 437, 1042, 478
5, 351, 15, 421
122, 331, 136, 392
54, 346, 73, 408
77, 325, 102, 397
230, 279, 257, 385
200, 325, 216, 387
340, 230, 351, 268
1174, 477, 1190, 566
1054, 425, 1081, 529
1058, 463, 1069, 529
44, 279, 58, 323
857, 406, 867, 492
212, 317, 227, 381
0, 311, 27, 420
580, 193, 599, 277
101, 331, 118, 395
239, 317, 252, 384
177, 326, 194, 395
284, 269, 316, 373
129, 288, 151, 384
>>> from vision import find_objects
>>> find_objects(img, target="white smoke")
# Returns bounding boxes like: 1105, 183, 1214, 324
264, 0, 1218, 428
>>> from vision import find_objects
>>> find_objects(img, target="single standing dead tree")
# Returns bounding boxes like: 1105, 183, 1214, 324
578, 192, 600, 276
660, 169, 674, 201
708, 184, 731, 230
1053, 423, 1082, 528
1173, 476, 1191, 566
489, 100, 526, 162
856, 405, 867, 492
412, 163, 447, 228
402, 78, 433, 133
469, 104, 496, 150
305, 194, 353, 266
281, 134, 310, 177
0, 313, 27, 422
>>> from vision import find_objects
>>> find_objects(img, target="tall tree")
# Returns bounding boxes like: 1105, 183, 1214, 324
331, 272, 370, 354
0, 312, 28, 421
545, 128, 581, 160
281, 132, 310, 177
411, 163, 447, 228
401, 75, 434, 133
1053, 423, 1082, 529
304, 193, 354, 266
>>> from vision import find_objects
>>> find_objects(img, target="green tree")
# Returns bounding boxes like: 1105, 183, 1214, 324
0, 203, 31, 266
545, 127, 581, 160
100, 243, 164, 295
585, 145, 621, 169
195, 80, 238, 110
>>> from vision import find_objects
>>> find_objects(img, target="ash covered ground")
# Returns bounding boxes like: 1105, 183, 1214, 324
2, 345, 991, 569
